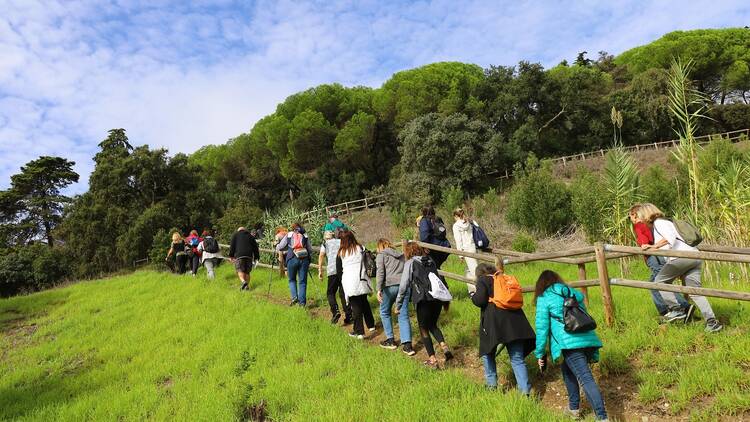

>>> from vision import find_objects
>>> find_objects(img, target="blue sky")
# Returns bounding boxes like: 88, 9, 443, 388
1, 0, 749, 193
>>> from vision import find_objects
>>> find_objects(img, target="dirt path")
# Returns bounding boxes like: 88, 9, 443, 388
245, 282, 730, 422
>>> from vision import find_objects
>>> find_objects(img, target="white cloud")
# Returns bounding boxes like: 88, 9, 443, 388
0, 0, 748, 193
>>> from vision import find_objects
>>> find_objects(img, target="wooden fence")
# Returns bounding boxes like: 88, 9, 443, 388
217, 238, 750, 327
297, 193, 390, 221
488, 128, 749, 179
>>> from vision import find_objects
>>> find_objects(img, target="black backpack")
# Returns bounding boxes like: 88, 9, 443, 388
203, 237, 219, 253
553, 286, 597, 333
409, 256, 439, 304
361, 249, 377, 278
433, 218, 448, 241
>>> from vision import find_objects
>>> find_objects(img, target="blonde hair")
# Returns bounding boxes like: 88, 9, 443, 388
376, 238, 392, 252
639, 203, 665, 224
171, 232, 182, 242
324, 231, 334, 240
453, 208, 466, 219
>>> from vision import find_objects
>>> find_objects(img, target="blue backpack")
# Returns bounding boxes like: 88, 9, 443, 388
471, 221, 491, 250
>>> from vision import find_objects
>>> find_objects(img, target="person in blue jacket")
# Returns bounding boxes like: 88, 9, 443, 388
418, 206, 451, 269
534, 270, 608, 421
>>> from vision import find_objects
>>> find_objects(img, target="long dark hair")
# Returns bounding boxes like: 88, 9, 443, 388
421, 205, 436, 220
337, 230, 360, 257
475, 263, 496, 279
534, 270, 566, 302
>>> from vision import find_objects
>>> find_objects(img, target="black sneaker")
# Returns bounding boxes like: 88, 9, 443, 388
240, 282, 248, 290
342, 317, 353, 326
683, 304, 695, 324
289, 299, 299, 307
348, 331, 364, 340
331, 312, 341, 324
380, 338, 398, 350
444, 350, 454, 361
705, 318, 723, 333
402, 342, 416, 356
663, 310, 687, 323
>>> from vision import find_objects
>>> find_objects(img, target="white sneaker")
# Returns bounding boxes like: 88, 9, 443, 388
565, 408, 581, 420
368, 327, 376, 332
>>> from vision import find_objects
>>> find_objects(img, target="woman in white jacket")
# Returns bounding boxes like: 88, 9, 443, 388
453, 208, 478, 295
337, 230, 376, 339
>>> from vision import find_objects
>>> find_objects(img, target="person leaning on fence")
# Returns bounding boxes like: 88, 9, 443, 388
197, 229, 222, 280
318, 230, 352, 325
276, 223, 314, 306
534, 270, 608, 421
629, 204, 691, 317
375, 238, 415, 355
396, 242, 453, 368
453, 208, 479, 296
419, 205, 451, 269
166, 232, 188, 275
639, 203, 723, 333
337, 230, 376, 339
471, 263, 535, 394
229, 227, 260, 291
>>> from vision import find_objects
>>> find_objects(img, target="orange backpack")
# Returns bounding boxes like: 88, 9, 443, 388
488, 272, 523, 310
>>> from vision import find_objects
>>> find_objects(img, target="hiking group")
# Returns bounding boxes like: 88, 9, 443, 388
162, 201, 727, 422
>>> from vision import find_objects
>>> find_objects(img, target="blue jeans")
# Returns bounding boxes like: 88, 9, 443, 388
561, 349, 608, 421
647, 255, 689, 314
287, 257, 309, 305
480, 340, 531, 394
379, 285, 412, 344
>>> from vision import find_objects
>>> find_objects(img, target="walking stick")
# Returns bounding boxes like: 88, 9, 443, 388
267, 253, 276, 299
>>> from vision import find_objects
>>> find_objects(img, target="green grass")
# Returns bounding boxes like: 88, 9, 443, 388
2, 256, 749, 421
0, 266, 560, 421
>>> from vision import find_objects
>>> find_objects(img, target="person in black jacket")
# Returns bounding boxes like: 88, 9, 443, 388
229, 227, 260, 290
418, 206, 451, 269
471, 263, 535, 393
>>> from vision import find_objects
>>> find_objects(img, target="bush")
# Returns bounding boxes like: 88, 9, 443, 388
216, 200, 264, 243
0, 244, 72, 296
441, 186, 464, 213
570, 170, 608, 242
511, 232, 537, 253
640, 166, 679, 217
390, 203, 412, 229
506, 158, 572, 235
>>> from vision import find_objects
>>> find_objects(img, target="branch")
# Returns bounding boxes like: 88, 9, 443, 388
538, 105, 566, 134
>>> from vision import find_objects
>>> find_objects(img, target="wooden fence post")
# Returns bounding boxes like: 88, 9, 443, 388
594, 242, 615, 326
577, 263, 589, 306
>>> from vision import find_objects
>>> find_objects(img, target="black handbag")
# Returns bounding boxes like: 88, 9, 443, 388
553, 286, 597, 333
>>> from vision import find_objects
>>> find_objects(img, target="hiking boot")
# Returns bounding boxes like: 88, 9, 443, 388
380, 338, 398, 350
683, 304, 695, 324
565, 407, 581, 420
289, 298, 299, 307
331, 312, 341, 324
348, 331, 364, 340
402, 342, 416, 356
705, 318, 723, 333
662, 310, 687, 323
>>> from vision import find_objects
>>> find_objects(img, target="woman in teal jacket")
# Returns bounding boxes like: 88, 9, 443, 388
534, 270, 608, 421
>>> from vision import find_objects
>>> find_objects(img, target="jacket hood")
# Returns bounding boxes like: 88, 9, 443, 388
381, 248, 403, 259
454, 219, 471, 231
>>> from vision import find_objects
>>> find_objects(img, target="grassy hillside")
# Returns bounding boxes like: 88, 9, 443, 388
0, 266, 557, 421
2, 256, 749, 421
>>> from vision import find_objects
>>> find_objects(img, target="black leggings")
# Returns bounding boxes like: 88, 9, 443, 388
430, 251, 449, 269
416, 301, 445, 356
326, 274, 351, 318
190, 254, 201, 275
349, 294, 375, 335
175, 254, 188, 274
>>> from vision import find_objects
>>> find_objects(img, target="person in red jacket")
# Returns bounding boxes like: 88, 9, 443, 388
629, 205, 691, 317
184, 229, 203, 277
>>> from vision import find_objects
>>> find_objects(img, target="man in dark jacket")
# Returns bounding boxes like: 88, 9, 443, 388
229, 227, 260, 290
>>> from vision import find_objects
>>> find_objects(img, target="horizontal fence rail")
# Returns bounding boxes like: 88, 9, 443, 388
208, 237, 750, 327
298, 193, 390, 221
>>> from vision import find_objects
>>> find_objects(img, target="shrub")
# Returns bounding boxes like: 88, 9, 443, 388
506, 158, 572, 235
570, 170, 608, 242
390, 203, 412, 229
216, 200, 264, 243
400, 227, 416, 241
640, 166, 679, 217
511, 232, 537, 253
441, 186, 464, 213
0, 244, 72, 296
